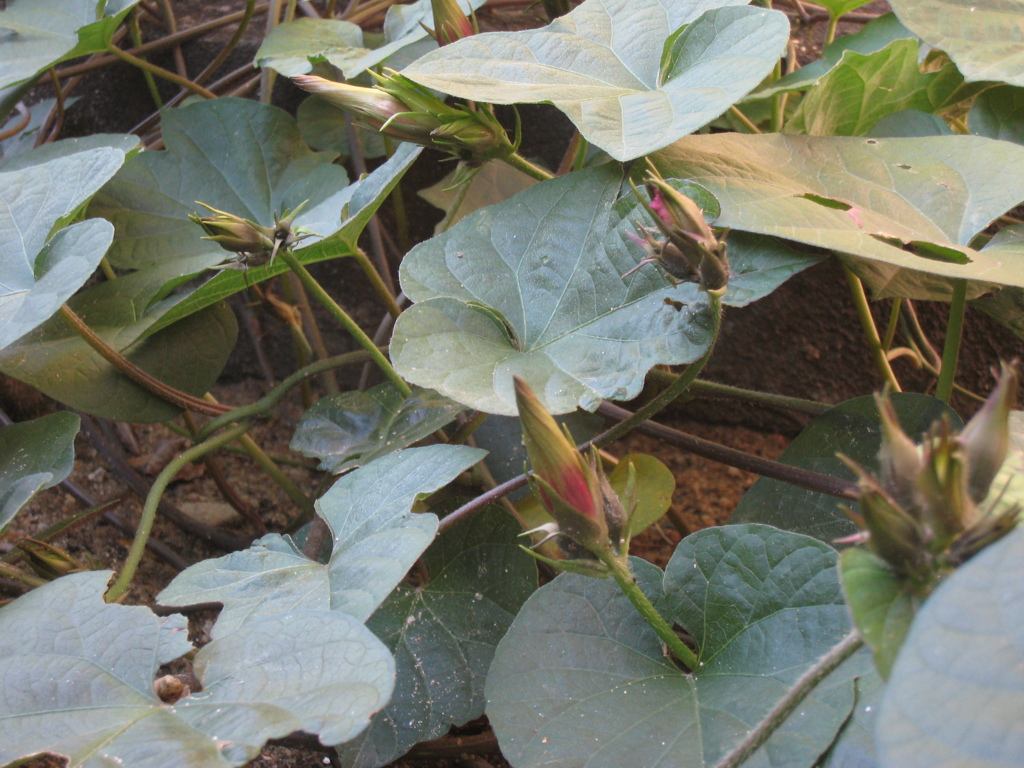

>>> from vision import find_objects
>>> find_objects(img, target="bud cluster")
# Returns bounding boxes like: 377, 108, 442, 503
626, 164, 730, 292
189, 201, 312, 269
514, 377, 635, 576
843, 362, 1020, 591
292, 71, 515, 167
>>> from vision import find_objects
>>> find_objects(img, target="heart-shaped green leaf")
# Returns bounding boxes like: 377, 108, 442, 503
890, 0, 1024, 86
0, 571, 395, 767
0, 411, 79, 532
731, 393, 960, 543
157, 445, 486, 635
486, 524, 857, 768
290, 383, 465, 473
651, 133, 1024, 300
0, 0, 141, 91
402, 0, 789, 161
392, 165, 817, 416
876, 525, 1024, 768
337, 507, 537, 768
785, 39, 963, 136
0, 143, 133, 351
0, 265, 237, 422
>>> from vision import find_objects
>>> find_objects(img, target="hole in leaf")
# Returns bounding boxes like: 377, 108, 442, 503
866, 139, 879, 145
663, 297, 684, 311
797, 193, 852, 211
869, 234, 972, 263
895, 163, 912, 170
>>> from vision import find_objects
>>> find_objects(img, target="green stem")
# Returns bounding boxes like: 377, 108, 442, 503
436, 164, 476, 232
193, 0, 257, 87
598, 550, 699, 671
196, 349, 374, 440
502, 151, 555, 181
106, 44, 215, 99
287, 272, 339, 395
729, 105, 761, 134
106, 422, 252, 601
881, 297, 902, 352
128, 11, 163, 108
279, 250, 409, 394
936, 279, 967, 403
448, 410, 490, 445
843, 266, 901, 392
592, 289, 724, 450
824, 13, 840, 46
646, 369, 829, 416
352, 248, 403, 318
712, 631, 864, 768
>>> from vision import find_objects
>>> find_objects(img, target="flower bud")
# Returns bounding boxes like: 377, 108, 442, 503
958, 361, 1019, 503
855, 478, 928, 577
430, 0, 475, 45
515, 377, 607, 550
188, 204, 276, 255
875, 393, 924, 512
292, 75, 442, 144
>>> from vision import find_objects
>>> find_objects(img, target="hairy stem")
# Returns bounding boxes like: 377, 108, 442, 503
107, 422, 252, 601
59, 304, 230, 417
599, 550, 699, 671
646, 369, 829, 416
502, 151, 555, 181
712, 631, 864, 768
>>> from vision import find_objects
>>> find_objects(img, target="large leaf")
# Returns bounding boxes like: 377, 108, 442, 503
402, 0, 789, 161
148, 140, 421, 334
785, 39, 963, 137
0, 265, 237, 422
0, 0, 141, 91
731, 394, 960, 543
889, 0, 1024, 86
0, 145, 130, 351
290, 383, 465, 473
90, 97, 350, 274
157, 445, 486, 635
651, 133, 1024, 300
337, 507, 537, 768
392, 165, 818, 416
876, 525, 1024, 768
486, 524, 857, 768
0, 571, 394, 767
0, 411, 78, 531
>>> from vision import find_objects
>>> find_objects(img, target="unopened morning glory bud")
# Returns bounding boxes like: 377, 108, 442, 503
958, 361, 1019, 503
188, 203, 276, 255
16, 539, 90, 581
292, 75, 443, 144
514, 376, 607, 552
430, 0, 475, 45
